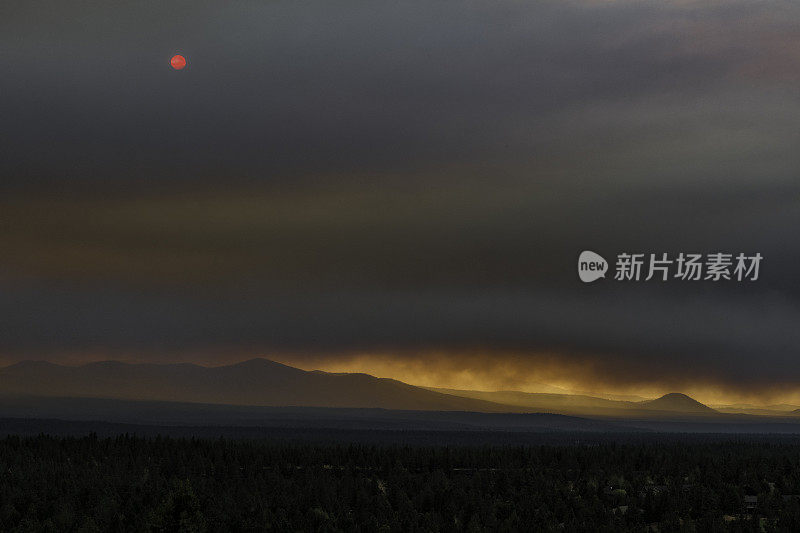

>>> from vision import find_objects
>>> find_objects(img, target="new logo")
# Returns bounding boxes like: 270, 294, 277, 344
578, 251, 608, 283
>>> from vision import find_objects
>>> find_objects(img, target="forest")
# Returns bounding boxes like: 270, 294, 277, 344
1, 434, 800, 531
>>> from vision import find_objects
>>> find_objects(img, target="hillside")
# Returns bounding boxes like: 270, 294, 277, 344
0, 359, 520, 413
0, 359, 725, 418
640, 393, 718, 414
429, 388, 718, 417
428, 388, 634, 415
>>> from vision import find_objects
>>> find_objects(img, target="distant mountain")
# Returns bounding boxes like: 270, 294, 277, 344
428, 388, 718, 417
0, 396, 633, 434
0, 359, 722, 418
712, 403, 799, 416
0, 359, 519, 413
428, 388, 634, 413
640, 393, 717, 414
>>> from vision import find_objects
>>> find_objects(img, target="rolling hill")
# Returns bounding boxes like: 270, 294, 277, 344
428, 388, 719, 417
0, 359, 721, 420
2, 359, 800, 434
0, 359, 519, 412
429, 388, 633, 413
640, 393, 717, 414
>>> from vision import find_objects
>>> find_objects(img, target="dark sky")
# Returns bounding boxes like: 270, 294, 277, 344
2, 0, 800, 401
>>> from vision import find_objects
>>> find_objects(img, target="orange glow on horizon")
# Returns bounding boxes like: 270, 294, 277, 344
278, 351, 800, 408
3, 349, 800, 408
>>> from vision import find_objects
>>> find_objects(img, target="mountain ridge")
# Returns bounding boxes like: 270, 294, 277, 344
427, 387, 718, 416
0, 358, 719, 417
0, 358, 518, 413
641, 393, 717, 413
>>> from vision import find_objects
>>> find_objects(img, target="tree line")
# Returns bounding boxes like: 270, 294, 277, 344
1, 434, 800, 531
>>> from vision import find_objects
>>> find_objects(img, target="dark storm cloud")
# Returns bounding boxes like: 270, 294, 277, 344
2, 0, 800, 396
3, 0, 794, 184
2, 280, 800, 393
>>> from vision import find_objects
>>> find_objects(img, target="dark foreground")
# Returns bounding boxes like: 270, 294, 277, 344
2, 433, 800, 531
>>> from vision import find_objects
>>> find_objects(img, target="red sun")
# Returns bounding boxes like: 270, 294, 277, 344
170, 54, 187, 70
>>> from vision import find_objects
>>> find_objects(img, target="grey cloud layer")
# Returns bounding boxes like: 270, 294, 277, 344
4, 0, 798, 183
1, 0, 799, 390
